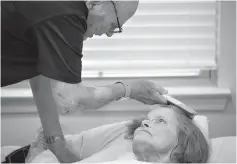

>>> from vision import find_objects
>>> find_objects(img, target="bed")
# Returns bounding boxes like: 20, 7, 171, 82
1, 117, 236, 163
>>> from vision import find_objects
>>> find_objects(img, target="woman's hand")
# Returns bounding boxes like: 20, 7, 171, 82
48, 140, 80, 163
128, 80, 168, 105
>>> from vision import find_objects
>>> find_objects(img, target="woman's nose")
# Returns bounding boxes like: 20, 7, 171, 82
141, 120, 150, 128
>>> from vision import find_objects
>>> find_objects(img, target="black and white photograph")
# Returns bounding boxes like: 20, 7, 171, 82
1, 0, 236, 163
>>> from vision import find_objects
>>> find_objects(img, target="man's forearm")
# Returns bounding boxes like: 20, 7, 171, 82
29, 75, 63, 137
88, 82, 126, 109
73, 82, 126, 110
51, 81, 126, 111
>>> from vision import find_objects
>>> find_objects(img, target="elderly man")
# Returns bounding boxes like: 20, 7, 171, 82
1, 1, 168, 163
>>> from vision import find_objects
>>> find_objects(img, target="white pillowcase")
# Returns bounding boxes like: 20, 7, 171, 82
193, 115, 210, 141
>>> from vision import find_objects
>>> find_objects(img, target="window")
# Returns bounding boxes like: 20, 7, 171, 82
82, 1, 218, 78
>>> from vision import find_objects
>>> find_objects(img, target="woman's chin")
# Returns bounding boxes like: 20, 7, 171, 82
133, 135, 151, 148
132, 140, 158, 162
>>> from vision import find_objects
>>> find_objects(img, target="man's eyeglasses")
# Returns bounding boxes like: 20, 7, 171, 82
110, 1, 123, 33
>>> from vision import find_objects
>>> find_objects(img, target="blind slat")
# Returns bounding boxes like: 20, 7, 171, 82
82, 60, 216, 70
136, 2, 216, 12
81, 69, 201, 78
84, 38, 215, 48
83, 46, 215, 51
89, 26, 215, 36
82, 51, 215, 60
83, 50, 215, 63
135, 12, 215, 15
125, 15, 215, 25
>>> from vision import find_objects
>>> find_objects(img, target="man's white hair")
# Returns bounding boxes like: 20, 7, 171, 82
86, 0, 139, 23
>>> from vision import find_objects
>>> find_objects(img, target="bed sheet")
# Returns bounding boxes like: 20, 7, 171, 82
2, 136, 236, 163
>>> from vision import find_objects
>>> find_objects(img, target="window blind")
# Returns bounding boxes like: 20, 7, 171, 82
82, 1, 218, 78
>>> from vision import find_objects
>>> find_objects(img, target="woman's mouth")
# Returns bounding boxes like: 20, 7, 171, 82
139, 129, 152, 136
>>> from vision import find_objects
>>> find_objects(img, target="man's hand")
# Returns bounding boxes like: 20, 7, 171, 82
128, 80, 168, 105
48, 140, 80, 163
50, 79, 168, 112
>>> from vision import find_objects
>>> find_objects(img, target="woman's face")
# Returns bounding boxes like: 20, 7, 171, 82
133, 107, 179, 161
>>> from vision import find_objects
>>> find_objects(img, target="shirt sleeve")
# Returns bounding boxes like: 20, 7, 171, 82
30, 15, 86, 83
67, 121, 129, 160
27, 121, 129, 163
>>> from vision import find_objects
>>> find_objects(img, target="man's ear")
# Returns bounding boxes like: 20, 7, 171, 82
89, 1, 103, 5
87, 1, 106, 16
86, 1, 104, 9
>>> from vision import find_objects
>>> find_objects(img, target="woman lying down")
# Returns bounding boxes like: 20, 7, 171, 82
25, 102, 210, 163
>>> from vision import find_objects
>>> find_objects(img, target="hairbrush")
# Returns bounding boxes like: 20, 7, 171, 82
163, 94, 198, 116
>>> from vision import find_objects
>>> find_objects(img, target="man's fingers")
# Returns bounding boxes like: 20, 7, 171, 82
149, 81, 168, 94
153, 92, 168, 104
161, 88, 168, 94
155, 85, 168, 95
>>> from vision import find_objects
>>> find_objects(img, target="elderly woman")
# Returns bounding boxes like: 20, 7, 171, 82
24, 103, 210, 163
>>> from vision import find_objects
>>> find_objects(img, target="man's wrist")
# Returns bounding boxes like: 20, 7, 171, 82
115, 81, 131, 100
44, 134, 65, 145
113, 82, 126, 100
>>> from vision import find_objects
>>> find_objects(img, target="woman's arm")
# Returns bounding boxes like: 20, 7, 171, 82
27, 121, 129, 163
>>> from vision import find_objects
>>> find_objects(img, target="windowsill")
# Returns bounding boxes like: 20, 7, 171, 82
1, 86, 231, 114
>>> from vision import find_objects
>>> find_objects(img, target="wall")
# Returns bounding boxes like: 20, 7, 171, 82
212, 1, 236, 138
218, 1, 236, 109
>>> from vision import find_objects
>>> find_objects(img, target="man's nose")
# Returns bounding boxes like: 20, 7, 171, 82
106, 31, 114, 37
141, 120, 150, 128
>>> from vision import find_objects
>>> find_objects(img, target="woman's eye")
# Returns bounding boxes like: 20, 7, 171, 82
155, 118, 165, 124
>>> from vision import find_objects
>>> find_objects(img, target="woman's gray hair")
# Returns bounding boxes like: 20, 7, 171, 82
125, 104, 210, 163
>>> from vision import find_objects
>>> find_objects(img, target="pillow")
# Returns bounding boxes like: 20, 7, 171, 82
209, 136, 236, 163
193, 115, 210, 141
